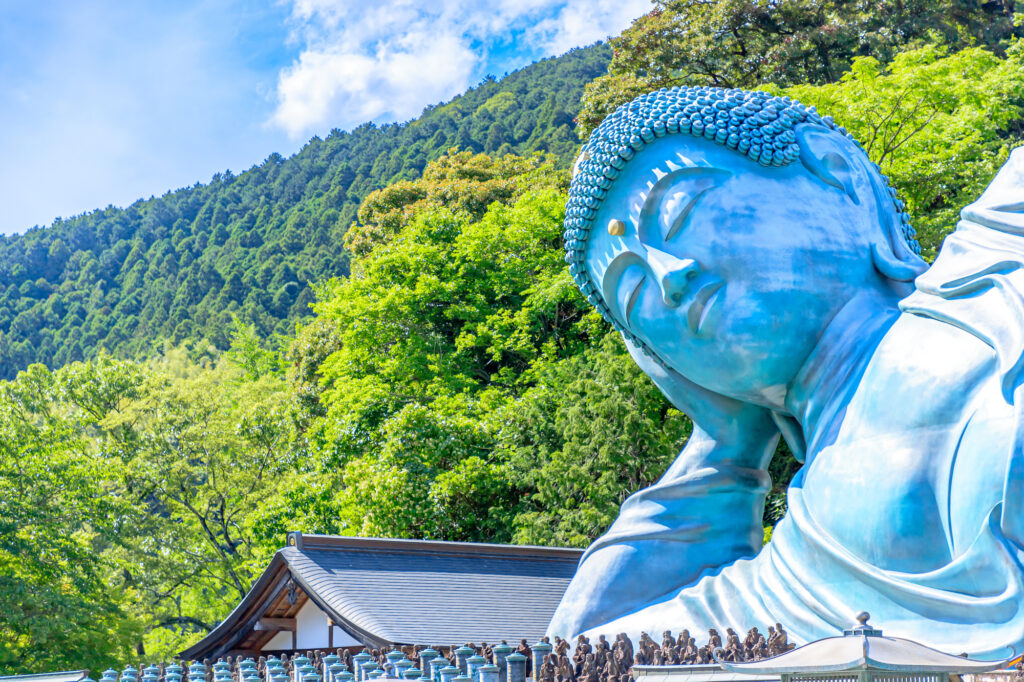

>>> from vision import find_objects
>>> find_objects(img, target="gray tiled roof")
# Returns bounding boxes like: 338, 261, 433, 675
182, 534, 585, 659
284, 536, 582, 646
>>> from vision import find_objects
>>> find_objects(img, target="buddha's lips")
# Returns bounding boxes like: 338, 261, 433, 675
688, 280, 724, 334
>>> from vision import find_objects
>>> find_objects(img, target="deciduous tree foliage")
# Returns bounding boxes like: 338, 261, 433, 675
578, 0, 1020, 136
304, 189, 599, 536
345, 150, 567, 257
0, 346, 296, 669
0, 361, 142, 672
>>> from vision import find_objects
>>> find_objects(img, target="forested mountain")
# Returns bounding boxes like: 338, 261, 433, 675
0, 45, 609, 379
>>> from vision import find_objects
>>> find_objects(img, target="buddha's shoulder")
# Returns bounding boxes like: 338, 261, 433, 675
849, 312, 1003, 429
875, 311, 997, 381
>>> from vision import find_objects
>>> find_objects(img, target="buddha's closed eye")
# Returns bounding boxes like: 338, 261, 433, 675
663, 187, 714, 240
640, 167, 729, 242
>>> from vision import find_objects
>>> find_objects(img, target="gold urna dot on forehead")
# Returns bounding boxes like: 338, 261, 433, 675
608, 219, 626, 236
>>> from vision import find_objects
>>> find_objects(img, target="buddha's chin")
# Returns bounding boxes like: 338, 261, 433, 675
716, 379, 793, 411
672, 345, 804, 406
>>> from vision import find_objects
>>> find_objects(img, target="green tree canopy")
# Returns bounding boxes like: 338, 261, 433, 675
0, 350, 298, 667
0, 359, 142, 672
776, 42, 1024, 258
345, 149, 567, 257
578, 0, 1020, 136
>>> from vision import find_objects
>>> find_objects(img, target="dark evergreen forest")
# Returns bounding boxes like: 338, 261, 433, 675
0, 45, 609, 379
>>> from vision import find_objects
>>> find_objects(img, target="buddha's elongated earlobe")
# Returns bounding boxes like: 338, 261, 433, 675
871, 243, 925, 282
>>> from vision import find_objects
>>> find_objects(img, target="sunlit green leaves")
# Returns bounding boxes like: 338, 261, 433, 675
0, 351, 298, 669
0, 361, 142, 672
777, 43, 1024, 258
578, 0, 1019, 137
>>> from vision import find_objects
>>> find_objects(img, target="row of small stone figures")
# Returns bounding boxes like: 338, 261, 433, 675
632, 623, 794, 665
533, 623, 795, 682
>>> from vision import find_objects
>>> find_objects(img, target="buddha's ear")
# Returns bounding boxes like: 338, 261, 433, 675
794, 124, 860, 204
796, 124, 927, 283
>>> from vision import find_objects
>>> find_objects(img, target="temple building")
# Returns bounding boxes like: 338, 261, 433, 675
181, 533, 582, 660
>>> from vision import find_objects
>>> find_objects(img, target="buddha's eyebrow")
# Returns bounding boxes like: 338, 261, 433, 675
639, 166, 729, 239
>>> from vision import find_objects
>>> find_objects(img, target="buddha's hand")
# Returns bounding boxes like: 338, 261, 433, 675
623, 338, 781, 471
546, 339, 780, 640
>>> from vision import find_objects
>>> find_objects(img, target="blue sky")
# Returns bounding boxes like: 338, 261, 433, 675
0, 0, 650, 235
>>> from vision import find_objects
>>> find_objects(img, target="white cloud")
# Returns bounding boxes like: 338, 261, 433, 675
269, 0, 653, 139
530, 0, 654, 55
270, 30, 476, 137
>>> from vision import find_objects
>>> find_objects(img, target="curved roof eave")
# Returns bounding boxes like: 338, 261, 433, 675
180, 552, 291, 660
279, 548, 392, 648
181, 548, 391, 661
181, 536, 582, 660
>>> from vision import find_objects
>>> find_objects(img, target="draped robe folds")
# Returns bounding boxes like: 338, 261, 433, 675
547, 149, 1024, 659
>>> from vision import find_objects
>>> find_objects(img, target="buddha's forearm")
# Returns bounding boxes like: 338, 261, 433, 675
546, 423, 780, 639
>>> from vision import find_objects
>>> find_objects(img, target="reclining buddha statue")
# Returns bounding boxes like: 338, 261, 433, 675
550, 85, 1024, 658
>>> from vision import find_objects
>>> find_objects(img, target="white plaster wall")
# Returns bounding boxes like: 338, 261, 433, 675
264, 617, 296, 651
329, 621, 362, 648
262, 599, 361, 651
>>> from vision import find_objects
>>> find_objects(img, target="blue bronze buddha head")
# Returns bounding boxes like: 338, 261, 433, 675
565, 87, 929, 408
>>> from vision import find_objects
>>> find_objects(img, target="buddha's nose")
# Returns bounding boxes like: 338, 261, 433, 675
645, 246, 700, 307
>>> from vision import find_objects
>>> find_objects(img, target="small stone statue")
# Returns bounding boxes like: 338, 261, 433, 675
557, 654, 575, 682
743, 627, 759, 650
689, 641, 701, 664
616, 633, 633, 666
769, 623, 791, 656
754, 635, 768, 661
513, 639, 530, 676
540, 655, 556, 682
